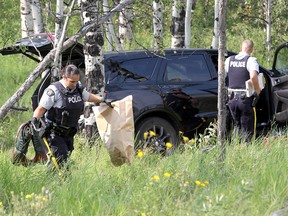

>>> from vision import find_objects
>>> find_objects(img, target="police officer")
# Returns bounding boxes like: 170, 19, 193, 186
31, 64, 105, 167
225, 39, 261, 141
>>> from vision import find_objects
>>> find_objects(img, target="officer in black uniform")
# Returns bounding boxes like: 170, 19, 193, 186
225, 39, 261, 141
31, 64, 106, 167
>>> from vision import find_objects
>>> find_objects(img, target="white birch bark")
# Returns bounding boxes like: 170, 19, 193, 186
184, 0, 193, 48
55, 0, 64, 45
152, 0, 163, 51
53, 0, 76, 80
217, 0, 227, 161
20, 0, 34, 38
266, 0, 272, 62
211, 0, 219, 49
52, 0, 64, 80
119, 0, 133, 47
80, 0, 105, 140
103, 0, 123, 51
171, 0, 186, 48
31, 0, 44, 33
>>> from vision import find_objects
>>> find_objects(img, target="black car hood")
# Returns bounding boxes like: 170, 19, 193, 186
0, 33, 84, 64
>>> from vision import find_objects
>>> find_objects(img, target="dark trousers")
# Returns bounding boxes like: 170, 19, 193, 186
46, 133, 74, 166
227, 96, 254, 141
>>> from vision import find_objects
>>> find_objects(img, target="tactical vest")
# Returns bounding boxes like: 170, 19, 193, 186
228, 55, 250, 89
46, 81, 84, 128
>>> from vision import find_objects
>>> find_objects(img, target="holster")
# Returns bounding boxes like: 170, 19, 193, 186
53, 125, 77, 137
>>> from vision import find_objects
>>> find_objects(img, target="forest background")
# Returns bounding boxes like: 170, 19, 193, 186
0, 0, 288, 215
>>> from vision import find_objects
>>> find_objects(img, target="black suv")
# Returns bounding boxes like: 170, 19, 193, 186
1, 34, 288, 150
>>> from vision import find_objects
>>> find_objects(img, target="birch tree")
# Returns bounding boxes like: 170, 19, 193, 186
262, 0, 272, 62
55, 0, 64, 45
211, 0, 219, 49
171, 0, 186, 48
52, 0, 64, 81
217, 0, 227, 161
152, 0, 163, 51
20, 0, 34, 38
103, 0, 122, 51
31, 0, 44, 34
79, 0, 105, 141
119, 0, 133, 47
184, 0, 193, 48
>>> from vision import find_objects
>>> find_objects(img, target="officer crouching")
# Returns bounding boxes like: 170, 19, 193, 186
225, 39, 262, 142
31, 64, 108, 168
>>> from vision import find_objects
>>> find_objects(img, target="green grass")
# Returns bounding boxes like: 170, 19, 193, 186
0, 136, 287, 215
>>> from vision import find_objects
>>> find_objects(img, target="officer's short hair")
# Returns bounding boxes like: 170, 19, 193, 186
62, 64, 80, 78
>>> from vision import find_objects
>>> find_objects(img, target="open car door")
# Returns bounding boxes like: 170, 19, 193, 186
270, 42, 288, 123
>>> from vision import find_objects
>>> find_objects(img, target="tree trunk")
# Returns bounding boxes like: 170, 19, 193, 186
80, 0, 105, 142
217, 0, 227, 161
211, 0, 219, 49
152, 0, 163, 51
184, 0, 193, 48
103, 0, 123, 51
119, 0, 133, 47
20, 0, 34, 38
55, 0, 64, 45
31, 0, 44, 34
171, 0, 186, 48
0, 0, 135, 122
54, 0, 76, 80
265, 0, 272, 62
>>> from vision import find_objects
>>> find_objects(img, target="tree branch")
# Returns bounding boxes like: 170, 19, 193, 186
0, 0, 135, 122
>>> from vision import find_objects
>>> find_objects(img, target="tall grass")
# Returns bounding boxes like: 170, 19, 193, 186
0, 135, 287, 215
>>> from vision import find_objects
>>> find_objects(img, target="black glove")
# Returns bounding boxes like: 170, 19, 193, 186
252, 93, 260, 107
30, 117, 40, 128
104, 98, 114, 108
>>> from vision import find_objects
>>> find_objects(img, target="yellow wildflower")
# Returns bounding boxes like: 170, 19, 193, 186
184, 181, 189, 187
195, 180, 201, 185
164, 172, 171, 177
201, 183, 206, 187
204, 180, 209, 185
166, 142, 173, 149
190, 138, 196, 144
152, 175, 160, 181
143, 132, 148, 139
25, 194, 32, 199
149, 130, 156, 137
141, 213, 146, 216
137, 150, 144, 158
183, 136, 189, 143
0, 201, 2, 207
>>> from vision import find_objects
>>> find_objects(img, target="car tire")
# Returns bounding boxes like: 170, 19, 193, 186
135, 117, 178, 155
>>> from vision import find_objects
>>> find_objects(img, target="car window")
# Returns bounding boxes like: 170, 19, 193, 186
164, 55, 211, 82
275, 46, 288, 76
107, 58, 157, 83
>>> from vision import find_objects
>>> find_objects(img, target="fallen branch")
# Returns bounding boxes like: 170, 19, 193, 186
0, 0, 135, 122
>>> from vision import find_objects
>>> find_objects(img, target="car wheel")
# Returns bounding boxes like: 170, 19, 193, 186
135, 117, 178, 155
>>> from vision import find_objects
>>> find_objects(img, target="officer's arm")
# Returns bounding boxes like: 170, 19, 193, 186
250, 70, 261, 95
87, 93, 103, 103
33, 106, 47, 120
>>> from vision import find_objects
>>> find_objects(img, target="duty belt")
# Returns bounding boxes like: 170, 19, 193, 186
228, 88, 247, 100
52, 125, 77, 137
